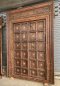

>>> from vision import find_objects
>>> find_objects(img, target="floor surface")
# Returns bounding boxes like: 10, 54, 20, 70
0, 77, 60, 86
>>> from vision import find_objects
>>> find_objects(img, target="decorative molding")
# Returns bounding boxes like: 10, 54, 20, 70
11, 6, 50, 20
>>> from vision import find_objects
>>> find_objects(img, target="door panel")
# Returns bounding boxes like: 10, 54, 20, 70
13, 20, 46, 82
7, 1, 54, 84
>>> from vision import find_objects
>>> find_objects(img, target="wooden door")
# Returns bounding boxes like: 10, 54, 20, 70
13, 20, 46, 81
7, 1, 54, 84
0, 17, 2, 76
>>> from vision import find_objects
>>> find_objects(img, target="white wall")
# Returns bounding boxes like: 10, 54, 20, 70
54, 0, 60, 73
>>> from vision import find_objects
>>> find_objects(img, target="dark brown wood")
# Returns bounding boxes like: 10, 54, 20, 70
0, 17, 2, 76
6, 1, 54, 84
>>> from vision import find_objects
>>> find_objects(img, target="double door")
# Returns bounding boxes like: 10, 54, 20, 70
13, 19, 46, 82
7, 1, 54, 84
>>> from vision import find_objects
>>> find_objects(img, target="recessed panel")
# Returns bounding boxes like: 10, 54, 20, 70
30, 60, 37, 68
22, 60, 28, 68
15, 50, 21, 59
21, 33, 27, 42
14, 34, 20, 42
22, 51, 28, 59
30, 70, 37, 76
37, 52, 45, 61
37, 21, 44, 31
14, 24, 20, 33
38, 61, 44, 69
20, 22, 29, 32
22, 69, 28, 75
29, 32, 36, 41
30, 22, 36, 32
29, 42, 36, 51
21, 43, 27, 50
29, 51, 36, 59
37, 42, 45, 51
37, 32, 44, 41
14, 67, 21, 75
15, 59, 21, 66
15, 43, 21, 50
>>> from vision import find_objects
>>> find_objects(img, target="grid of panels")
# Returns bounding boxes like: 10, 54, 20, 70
13, 20, 46, 81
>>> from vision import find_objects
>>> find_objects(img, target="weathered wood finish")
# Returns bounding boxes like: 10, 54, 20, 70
6, 1, 54, 84
0, 17, 2, 76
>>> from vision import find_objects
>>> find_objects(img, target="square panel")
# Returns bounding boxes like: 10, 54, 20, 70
15, 50, 21, 58
14, 67, 21, 75
37, 42, 45, 51
21, 43, 27, 50
22, 60, 28, 68
15, 59, 21, 66
20, 23, 27, 32
29, 42, 36, 51
38, 61, 44, 69
15, 43, 21, 50
30, 70, 37, 76
30, 22, 36, 31
14, 24, 20, 33
20, 22, 30, 32
37, 52, 45, 61
22, 51, 28, 59
22, 69, 28, 75
21, 33, 27, 42
14, 34, 20, 42
30, 60, 37, 68
29, 51, 36, 59
37, 32, 44, 41
37, 21, 44, 31
38, 70, 44, 77
29, 32, 36, 41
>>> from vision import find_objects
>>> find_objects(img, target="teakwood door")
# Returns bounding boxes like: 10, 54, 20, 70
7, 1, 54, 84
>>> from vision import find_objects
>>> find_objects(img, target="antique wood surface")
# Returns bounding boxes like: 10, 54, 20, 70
0, 17, 2, 76
6, 1, 54, 84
